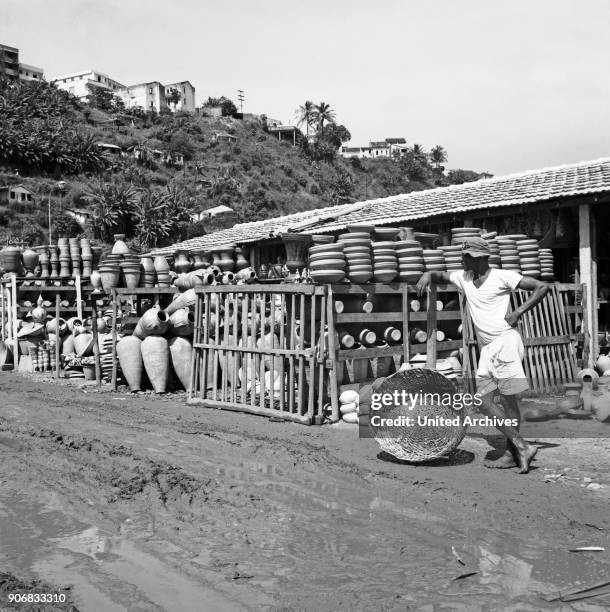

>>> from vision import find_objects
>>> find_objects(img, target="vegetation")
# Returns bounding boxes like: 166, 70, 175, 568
0, 80, 485, 248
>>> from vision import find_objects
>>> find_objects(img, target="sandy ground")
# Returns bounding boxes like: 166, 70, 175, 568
0, 371, 609, 611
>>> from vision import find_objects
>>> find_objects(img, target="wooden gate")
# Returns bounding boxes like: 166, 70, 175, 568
188, 284, 332, 424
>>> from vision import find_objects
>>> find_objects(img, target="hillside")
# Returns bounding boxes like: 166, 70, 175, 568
0, 79, 487, 250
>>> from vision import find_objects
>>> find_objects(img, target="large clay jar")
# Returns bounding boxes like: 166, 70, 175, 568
61, 334, 75, 356
22, 248, 39, 275
154, 255, 170, 287
91, 246, 103, 269
164, 288, 197, 316
169, 336, 193, 391
140, 256, 155, 287
98, 266, 120, 292
141, 336, 169, 393
191, 251, 206, 270
169, 308, 195, 337
48, 246, 59, 279
36, 246, 50, 278
117, 336, 144, 392
234, 247, 249, 271
121, 263, 141, 290
112, 234, 130, 255
174, 274, 192, 291
133, 307, 170, 339
282, 233, 312, 274
46, 317, 67, 335
216, 246, 235, 272
1, 246, 23, 274
74, 333, 94, 357
235, 267, 257, 283
173, 250, 192, 274
66, 317, 82, 335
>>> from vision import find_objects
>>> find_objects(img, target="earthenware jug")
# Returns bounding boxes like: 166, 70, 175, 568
74, 333, 94, 357
22, 248, 39, 275
164, 289, 197, 316
117, 336, 144, 392
133, 307, 170, 339
111, 234, 130, 255
169, 336, 193, 391
235, 247, 249, 271
141, 335, 169, 393
173, 250, 192, 274
169, 308, 195, 337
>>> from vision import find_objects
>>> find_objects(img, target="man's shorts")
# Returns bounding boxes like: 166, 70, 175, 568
476, 329, 529, 396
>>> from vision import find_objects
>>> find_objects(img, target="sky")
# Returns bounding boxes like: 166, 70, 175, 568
3, 0, 609, 175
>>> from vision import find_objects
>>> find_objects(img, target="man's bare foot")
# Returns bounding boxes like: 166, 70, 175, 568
515, 444, 538, 474
484, 451, 518, 469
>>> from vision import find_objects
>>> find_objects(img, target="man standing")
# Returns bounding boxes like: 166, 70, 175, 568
416, 237, 549, 474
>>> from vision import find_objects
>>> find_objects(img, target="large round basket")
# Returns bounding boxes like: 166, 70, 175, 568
369, 368, 466, 462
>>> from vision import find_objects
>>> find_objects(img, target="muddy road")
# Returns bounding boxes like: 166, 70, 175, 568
0, 372, 609, 611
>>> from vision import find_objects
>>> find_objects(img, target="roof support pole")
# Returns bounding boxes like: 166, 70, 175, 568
579, 203, 597, 366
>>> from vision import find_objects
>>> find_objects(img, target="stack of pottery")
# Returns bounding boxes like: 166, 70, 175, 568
69, 238, 81, 278
308, 242, 346, 283
339, 232, 371, 283
451, 227, 481, 245
154, 255, 171, 287
439, 245, 463, 271
539, 248, 554, 281
371, 241, 398, 283
58, 238, 72, 278
423, 249, 446, 272
483, 233, 502, 269
414, 232, 440, 248
374, 227, 400, 241
0, 245, 23, 274
36, 246, 50, 278
21, 247, 39, 278
496, 236, 520, 272
234, 247, 249, 271
173, 250, 192, 274
516, 238, 541, 278
97, 255, 121, 292
48, 246, 60, 280
310, 235, 335, 245
211, 245, 236, 272
120, 255, 142, 290
80, 239, 93, 279
140, 256, 156, 287
395, 240, 424, 282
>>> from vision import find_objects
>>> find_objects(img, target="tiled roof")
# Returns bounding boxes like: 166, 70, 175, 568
151, 158, 610, 255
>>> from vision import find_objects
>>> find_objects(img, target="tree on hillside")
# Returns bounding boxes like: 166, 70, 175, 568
86, 84, 124, 113
411, 143, 427, 161
166, 87, 181, 110
314, 102, 335, 129
203, 96, 237, 116
429, 145, 448, 170
295, 101, 316, 137
83, 181, 139, 241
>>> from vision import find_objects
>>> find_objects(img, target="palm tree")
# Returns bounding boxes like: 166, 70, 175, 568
82, 181, 139, 241
429, 145, 448, 169
315, 101, 336, 129
295, 101, 316, 137
411, 144, 427, 160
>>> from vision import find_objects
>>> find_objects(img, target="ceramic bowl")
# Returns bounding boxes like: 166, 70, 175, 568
373, 270, 398, 282
348, 271, 373, 283
371, 241, 397, 249
399, 272, 424, 282
343, 245, 371, 253
347, 258, 373, 266
310, 244, 344, 254
346, 224, 375, 234
348, 264, 373, 272
339, 232, 370, 240
375, 228, 400, 240
394, 240, 422, 248
310, 270, 346, 283
309, 259, 347, 269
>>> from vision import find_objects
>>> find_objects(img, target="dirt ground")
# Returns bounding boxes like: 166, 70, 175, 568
0, 372, 609, 612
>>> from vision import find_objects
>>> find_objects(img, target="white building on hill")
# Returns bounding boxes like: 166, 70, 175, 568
52, 69, 125, 99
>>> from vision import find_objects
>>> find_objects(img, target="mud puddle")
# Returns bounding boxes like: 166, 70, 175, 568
0, 488, 245, 611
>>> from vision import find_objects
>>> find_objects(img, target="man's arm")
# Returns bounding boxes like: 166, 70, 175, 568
415, 271, 454, 297
505, 277, 549, 327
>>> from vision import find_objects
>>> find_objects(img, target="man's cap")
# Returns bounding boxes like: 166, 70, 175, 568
461, 237, 490, 257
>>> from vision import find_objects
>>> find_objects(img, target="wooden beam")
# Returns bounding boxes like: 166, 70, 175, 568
579, 203, 595, 367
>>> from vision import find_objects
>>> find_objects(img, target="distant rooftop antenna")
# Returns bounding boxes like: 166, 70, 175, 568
237, 89, 245, 113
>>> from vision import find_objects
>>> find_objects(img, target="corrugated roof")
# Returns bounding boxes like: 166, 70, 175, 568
150, 157, 610, 255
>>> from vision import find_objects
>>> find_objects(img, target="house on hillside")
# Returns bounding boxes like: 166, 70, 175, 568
340, 146, 372, 159
340, 137, 408, 159
96, 142, 123, 157
52, 69, 125, 99
191, 204, 236, 224
212, 132, 237, 144
267, 125, 301, 146
0, 185, 34, 205
117, 81, 167, 113
370, 141, 391, 158
164, 81, 196, 112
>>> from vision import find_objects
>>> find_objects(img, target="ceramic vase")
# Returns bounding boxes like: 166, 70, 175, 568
235, 247, 249, 271
121, 264, 141, 291
140, 256, 155, 287
48, 246, 59, 279
173, 250, 192, 274
282, 233, 312, 276
164, 288, 197, 316
1, 246, 23, 274
117, 336, 144, 391
191, 251, 206, 270
169, 336, 193, 391
112, 234, 130, 255
133, 307, 170, 339
154, 255, 170, 287
169, 308, 195, 337
22, 248, 39, 275
90, 270, 102, 292
141, 336, 169, 393
98, 266, 120, 292
35, 246, 49, 278
61, 334, 75, 356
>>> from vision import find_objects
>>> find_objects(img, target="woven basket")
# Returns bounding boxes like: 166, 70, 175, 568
370, 368, 466, 462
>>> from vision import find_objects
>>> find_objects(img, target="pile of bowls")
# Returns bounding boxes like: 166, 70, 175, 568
516, 238, 541, 278
486, 237, 501, 268
395, 240, 424, 282
371, 242, 397, 282
423, 249, 446, 272
439, 245, 463, 271
339, 233, 373, 283
374, 227, 400, 241
451, 227, 481, 245
539, 249, 555, 281
496, 235, 520, 272
308, 243, 346, 283
414, 232, 440, 248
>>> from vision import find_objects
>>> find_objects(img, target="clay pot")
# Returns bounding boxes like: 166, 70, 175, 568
96, 318, 108, 333
112, 234, 130, 255
46, 317, 67, 335
22, 248, 39, 274
1, 246, 23, 274
235, 267, 257, 283
212, 246, 235, 272
121, 265, 141, 291
74, 333, 94, 357
595, 354, 610, 375
140, 256, 155, 287
133, 307, 170, 339
61, 334, 75, 356
169, 308, 195, 337
592, 393, 610, 422
141, 336, 169, 393
191, 251, 207, 270
154, 255, 170, 274
91, 246, 103, 268
221, 271, 235, 284
35, 246, 50, 278
173, 250, 192, 274
31, 304, 47, 324
90, 270, 102, 292
165, 288, 197, 316
235, 247, 249, 271
48, 246, 59, 278
98, 266, 120, 293
169, 336, 193, 391
282, 233, 312, 273
174, 274, 192, 291
59, 255, 71, 278
117, 336, 144, 391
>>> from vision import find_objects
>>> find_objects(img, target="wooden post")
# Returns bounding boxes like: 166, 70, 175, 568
0, 281, 5, 342
90, 296, 102, 387
579, 203, 595, 367
426, 284, 438, 368
75, 274, 83, 321
111, 289, 118, 390
55, 294, 60, 378
11, 275, 18, 361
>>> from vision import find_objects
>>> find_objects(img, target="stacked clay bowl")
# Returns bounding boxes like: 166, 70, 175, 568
372, 241, 398, 283
414, 232, 440, 248
423, 249, 446, 272
374, 227, 400, 241
308, 243, 346, 283
395, 240, 424, 282
517, 238, 541, 278
486, 236, 501, 269
451, 227, 481, 245
496, 235, 520, 272
347, 224, 375, 234
338, 233, 372, 283
539, 248, 555, 281
439, 245, 463, 271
